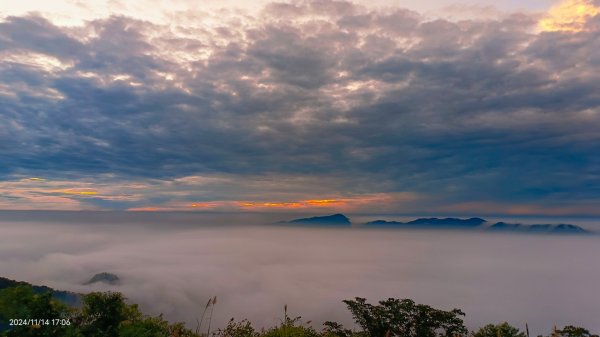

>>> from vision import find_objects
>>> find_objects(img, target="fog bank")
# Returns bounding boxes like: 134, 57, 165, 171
1, 212, 599, 335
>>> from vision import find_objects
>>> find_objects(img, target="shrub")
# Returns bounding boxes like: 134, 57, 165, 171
343, 297, 467, 337
473, 323, 526, 337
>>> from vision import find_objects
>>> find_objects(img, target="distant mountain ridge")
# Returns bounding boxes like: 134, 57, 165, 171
365, 217, 486, 227
0, 276, 80, 306
489, 222, 589, 233
282, 214, 591, 234
285, 214, 351, 225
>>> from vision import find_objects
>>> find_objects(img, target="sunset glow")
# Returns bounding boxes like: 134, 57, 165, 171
24, 177, 46, 182
305, 199, 344, 206
0, 0, 599, 215
237, 199, 354, 209
190, 202, 224, 208
239, 202, 306, 209
539, 0, 600, 32
51, 189, 99, 196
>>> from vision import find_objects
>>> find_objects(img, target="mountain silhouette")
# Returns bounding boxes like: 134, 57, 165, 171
285, 214, 351, 226
365, 217, 486, 227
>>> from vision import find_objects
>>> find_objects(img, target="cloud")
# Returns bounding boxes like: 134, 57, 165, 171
2, 216, 600, 334
1, 1, 600, 213
538, 0, 600, 32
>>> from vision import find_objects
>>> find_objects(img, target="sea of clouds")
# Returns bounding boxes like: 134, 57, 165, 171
1, 212, 599, 335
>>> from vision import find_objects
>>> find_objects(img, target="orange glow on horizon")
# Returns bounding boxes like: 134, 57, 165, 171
51, 189, 98, 195
239, 199, 348, 209
124, 193, 419, 212
539, 0, 600, 32
305, 199, 344, 206
191, 202, 222, 208
128, 207, 160, 211
239, 202, 305, 209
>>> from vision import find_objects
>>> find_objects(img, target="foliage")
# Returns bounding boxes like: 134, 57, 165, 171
473, 322, 526, 337
117, 315, 170, 337
213, 318, 259, 337
77, 291, 128, 337
553, 326, 600, 337
75, 292, 200, 337
321, 321, 356, 337
343, 297, 467, 337
262, 316, 319, 337
320, 321, 369, 337
0, 286, 199, 337
0, 285, 77, 337
0, 286, 37, 320
1, 282, 599, 337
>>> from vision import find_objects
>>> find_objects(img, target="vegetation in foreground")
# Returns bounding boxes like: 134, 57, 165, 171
0, 280, 597, 337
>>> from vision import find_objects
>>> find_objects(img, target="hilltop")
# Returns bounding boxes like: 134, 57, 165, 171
285, 214, 352, 225
282, 214, 591, 233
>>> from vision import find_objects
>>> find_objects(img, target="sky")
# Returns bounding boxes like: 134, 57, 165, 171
1, 0, 600, 215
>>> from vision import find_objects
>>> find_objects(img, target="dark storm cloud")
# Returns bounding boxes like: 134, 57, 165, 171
1, 1, 600, 210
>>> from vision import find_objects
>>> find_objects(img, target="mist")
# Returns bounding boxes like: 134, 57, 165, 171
1, 212, 599, 335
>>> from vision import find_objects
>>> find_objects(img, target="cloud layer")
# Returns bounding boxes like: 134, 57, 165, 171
1, 0, 600, 213
2, 215, 600, 335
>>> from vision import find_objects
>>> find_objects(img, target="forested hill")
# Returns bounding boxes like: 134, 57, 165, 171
0, 277, 80, 306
